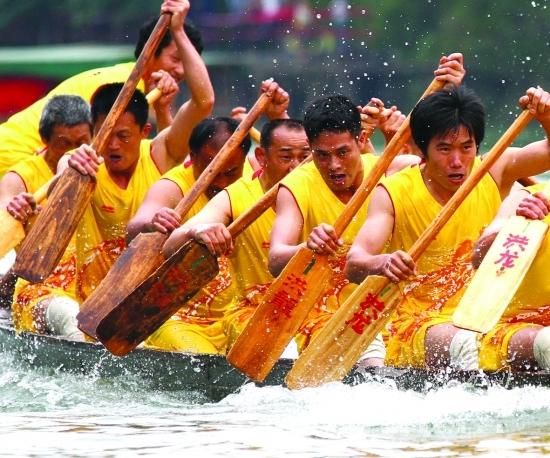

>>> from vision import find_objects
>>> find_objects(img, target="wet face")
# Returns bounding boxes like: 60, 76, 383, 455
423, 125, 477, 199
257, 126, 310, 184
192, 129, 246, 200
310, 130, 365, 195
149, 40, 184, 82
46, 123, 92, 163
94, 112, 149, 175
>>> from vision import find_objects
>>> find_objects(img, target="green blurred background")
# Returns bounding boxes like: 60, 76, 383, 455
0, 0, 548, 148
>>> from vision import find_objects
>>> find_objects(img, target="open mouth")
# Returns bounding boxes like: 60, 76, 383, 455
108, 154, 123, 163
329, 173, 347, 186
448, 173, 465, 184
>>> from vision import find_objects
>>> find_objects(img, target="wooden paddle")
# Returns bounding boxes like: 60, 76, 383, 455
226, 78, 446, 382
285, 109, 534, 389
77, 91, 272, 343
453, 200, 548, 334
86, 157, 312, 355
12, 15, 171, 283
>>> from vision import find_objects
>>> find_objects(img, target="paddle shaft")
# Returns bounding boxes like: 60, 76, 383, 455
285, 109, 534, 389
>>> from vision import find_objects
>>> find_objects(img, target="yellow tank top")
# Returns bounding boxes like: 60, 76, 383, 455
226, 174, 274, 300
383, 159, 501, 334
281, 154, 379, 342
7, 152, 53, 194
76, 139, 160, 300
498, 183, 550, 326
0, 62, 141, 177
161, 160, 235, 322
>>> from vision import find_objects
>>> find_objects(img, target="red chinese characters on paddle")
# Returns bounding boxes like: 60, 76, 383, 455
494, 233, 530, 272
271, 274, 307, 319
345, 293, 386, 335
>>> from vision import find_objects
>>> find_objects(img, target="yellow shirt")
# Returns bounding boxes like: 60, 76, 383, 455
162, 161, 235, 322
76, 139, 160, 301
8, 152, 52, 194
281, 153, 379, 348
0, 62, 142, 177
226, 173, 274, 299
382, 159, 501, 367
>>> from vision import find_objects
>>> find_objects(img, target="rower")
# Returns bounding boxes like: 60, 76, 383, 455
267, 54, 465, 363
162, 118, 310, 353
0, 0, 202, 178
127, 81, 290, 354
10, 0, 214, 340
345, 85, 550, 370
1, 95, 92, 325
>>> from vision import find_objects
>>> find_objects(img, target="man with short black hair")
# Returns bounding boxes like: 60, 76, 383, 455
346, 85, 550, 371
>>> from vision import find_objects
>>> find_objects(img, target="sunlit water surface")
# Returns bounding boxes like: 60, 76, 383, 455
0, 349, 549, 457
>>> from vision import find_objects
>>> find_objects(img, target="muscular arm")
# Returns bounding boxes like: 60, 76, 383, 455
151, 12, 215, 173
268, 186, 305, 277
126, 179, 183, 242
163, 190, 233, 257
489, 87, 550, 197
346, 186, 396, 283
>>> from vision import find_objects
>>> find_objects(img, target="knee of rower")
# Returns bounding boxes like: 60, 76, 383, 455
533, 327, 550, 369
44, 296, 83, 341
449, 329, 480, 371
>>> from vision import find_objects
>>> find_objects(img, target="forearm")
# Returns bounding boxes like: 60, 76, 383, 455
173, 29, 214, 113
345, 248, 387, 284
154, 107, 174, 133
268, 242, 306, 277
163, 225, 193, 257
472, 231, 499, 269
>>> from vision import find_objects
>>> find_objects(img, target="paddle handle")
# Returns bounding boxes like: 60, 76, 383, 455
146, 87, 162, 104
408, 110, 533, 261
228, 156, 313, 238
33, 177, 55, 204
173, 92, 271, 218
250, 127, 261, 144
92, 15, 170, 155
332, 78, 445, 236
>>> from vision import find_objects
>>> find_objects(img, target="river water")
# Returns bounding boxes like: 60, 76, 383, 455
1, 342, 549, 457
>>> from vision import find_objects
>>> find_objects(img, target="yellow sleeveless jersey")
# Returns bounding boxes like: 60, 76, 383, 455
479, 182, 550, 370
222, 173, 274, 345
281, 153, 379, 350
76, 139, 160, 301
8, 152, 52, 194
382, 159, 501, 367
0, 62, 141, 177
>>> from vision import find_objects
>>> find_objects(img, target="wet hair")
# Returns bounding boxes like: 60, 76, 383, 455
303, 95, 361, 143
189, 117, 251, 158
260, 118, 304, 150
134, 18, 203, 59
39, 95, 92, 142
410, 85, 485, 158
90, 83, 149, 129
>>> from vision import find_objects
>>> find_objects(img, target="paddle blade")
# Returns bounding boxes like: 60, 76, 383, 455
0, 210, 25, 259
286, 275, 401, 389
91, 240, 219, 356
453, 215, 548, 334
13, 168, 94, 283
227, 247, 331, 382
77, 231, 167, 341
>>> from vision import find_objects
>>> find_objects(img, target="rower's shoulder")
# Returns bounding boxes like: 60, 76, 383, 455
386, 154, 422, 176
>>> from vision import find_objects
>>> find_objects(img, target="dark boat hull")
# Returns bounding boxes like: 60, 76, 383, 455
1, 310, 549, 401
